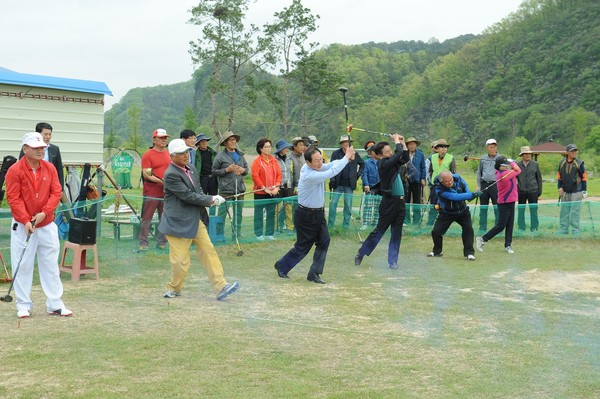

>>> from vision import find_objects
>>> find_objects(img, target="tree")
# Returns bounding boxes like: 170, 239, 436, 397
264, 0, 319, 135
288, 52, 342, 136
127, 104, 142, 152
183, 106, 199, 131
189, 0, 275, 136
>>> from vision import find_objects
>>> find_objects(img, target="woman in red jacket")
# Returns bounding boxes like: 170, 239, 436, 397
251, 138, 282, 240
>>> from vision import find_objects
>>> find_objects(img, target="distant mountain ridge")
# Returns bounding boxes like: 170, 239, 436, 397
105, 0, 600, 157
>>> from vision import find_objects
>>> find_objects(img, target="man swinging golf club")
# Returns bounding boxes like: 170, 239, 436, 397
160, 139, 239, 300
4, 132, 73, 318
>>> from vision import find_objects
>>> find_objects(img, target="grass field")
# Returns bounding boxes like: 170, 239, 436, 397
1, 234, 599, 399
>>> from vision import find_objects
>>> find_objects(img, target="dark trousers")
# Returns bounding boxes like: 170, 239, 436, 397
276, 207, 330, 276
357, 197, 405, 265
517, 191, 539, 231
482, 202, 515, 247
431, 208, 475, 257
139, 198, 167, 247
405, 182, 423, 225
478, 181, 498, 231
254, 194, 276, 236
218, 195, 244, 238
200, 175, 218, 216
427, 186, 438, 226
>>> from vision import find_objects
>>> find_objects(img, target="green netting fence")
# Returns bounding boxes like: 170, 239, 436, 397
0, 193, 598, 279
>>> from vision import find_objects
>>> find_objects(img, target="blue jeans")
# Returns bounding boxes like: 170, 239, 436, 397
328, 186, 354, 227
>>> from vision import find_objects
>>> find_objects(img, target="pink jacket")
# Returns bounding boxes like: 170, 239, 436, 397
496, 161, 521, 204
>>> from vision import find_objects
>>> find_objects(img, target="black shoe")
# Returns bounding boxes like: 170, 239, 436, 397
307, 274, 325, 284
354, 253, 363, 266
389, 263, 398, 269
274, 262, 289, 278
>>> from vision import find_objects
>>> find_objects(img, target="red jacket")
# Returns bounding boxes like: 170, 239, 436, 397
251, 155, 282, 195
5, 157, 62, 227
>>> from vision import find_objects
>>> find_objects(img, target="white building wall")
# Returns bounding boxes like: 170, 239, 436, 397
0, 83, 105, 165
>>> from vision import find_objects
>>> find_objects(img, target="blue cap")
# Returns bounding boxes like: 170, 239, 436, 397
275, 139, 293, 153
195, 134, 211, 144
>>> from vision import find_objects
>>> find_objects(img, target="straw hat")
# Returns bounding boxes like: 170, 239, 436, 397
519, 146, 533, 156
219, 131, 240, 146
405, 137, 421, 146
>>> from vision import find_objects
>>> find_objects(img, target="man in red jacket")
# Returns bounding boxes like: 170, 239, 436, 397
5, 132, 73, 319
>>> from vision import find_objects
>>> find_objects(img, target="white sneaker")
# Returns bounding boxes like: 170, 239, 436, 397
17, 309, 30, 319
265, 235, 275, 241
163, 290, 181, 298
505, 246, 514, 254
256, 236, 265, 241
47, 307, 73, 317
467, 254, 476, 261
476, 237, 485, 252
427, 252, 443, 257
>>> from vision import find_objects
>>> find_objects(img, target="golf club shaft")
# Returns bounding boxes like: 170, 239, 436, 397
348, 126, 391, 137
2, 221, 35, 301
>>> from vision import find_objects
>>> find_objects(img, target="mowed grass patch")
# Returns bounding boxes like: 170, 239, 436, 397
0, 235, 599, 398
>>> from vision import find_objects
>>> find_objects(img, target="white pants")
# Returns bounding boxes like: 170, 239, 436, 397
11, 220, 65, 312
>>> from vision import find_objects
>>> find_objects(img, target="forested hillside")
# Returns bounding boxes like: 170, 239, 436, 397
104, 0, 600, 167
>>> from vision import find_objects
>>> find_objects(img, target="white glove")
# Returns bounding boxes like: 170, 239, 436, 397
507, 158, 515, 163
212, 195, 226, 206
582, 191, 588, 199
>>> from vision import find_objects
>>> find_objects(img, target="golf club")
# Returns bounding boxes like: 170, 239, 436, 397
480, 169, 516, 193
339, 87, 364, 243
224, 202, 243, 256
463, 155, 481, 162
1, 252, 11, 282
1, 221, 35, 303
223, 186, 277, 200
346, 124, 391, 137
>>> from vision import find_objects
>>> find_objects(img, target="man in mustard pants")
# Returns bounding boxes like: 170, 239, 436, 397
159, 139, 239, 300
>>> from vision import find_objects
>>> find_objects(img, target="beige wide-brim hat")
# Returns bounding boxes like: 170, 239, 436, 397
339, 135, 351, 144
219, 130, 241, 146
519, 146, 533, 156
405, 137, 421, 146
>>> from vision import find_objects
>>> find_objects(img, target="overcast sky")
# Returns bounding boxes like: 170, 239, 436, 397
1, 0, 523, 110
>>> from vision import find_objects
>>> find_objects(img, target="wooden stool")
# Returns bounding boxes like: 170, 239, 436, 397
59, 241, 99, 282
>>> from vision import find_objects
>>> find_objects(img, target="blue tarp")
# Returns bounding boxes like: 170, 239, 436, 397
0, 67, 112, 96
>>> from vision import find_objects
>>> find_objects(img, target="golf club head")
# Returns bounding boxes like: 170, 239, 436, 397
1, 294, 13, 302
338, 86, 348, 93
463, 155, 470, 162
237, 251, 243, 257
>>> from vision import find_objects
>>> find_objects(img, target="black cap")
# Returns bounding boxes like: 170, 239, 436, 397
494, 156, 509, 170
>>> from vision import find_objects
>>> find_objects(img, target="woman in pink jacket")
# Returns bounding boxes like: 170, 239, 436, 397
477, 156, 521, 254
251, 138, 282, 240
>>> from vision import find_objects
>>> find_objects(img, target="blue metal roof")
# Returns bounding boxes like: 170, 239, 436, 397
0, 67, 112, 96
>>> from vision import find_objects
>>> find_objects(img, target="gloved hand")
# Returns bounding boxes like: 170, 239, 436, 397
212, 195, 226, 206
582, 191, 588, 199
472, 191, 483, 199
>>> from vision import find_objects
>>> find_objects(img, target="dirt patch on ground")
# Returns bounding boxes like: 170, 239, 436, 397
514, 269, 600, 294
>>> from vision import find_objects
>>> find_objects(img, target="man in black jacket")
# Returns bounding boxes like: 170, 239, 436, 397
328, 135, 365, 228
354, 134, 408, 269
516, 146, 543, 232
19, 122, 64, 189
